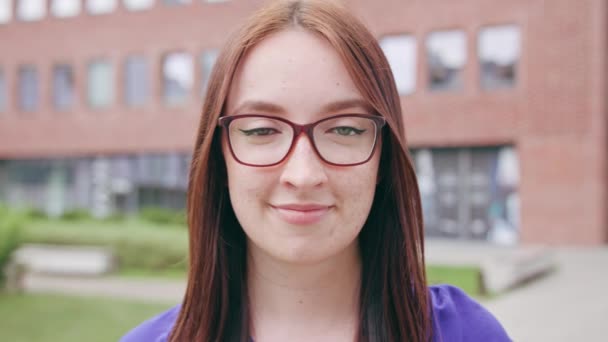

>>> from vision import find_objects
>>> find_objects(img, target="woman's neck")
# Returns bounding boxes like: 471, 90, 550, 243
247, 240, 362, 342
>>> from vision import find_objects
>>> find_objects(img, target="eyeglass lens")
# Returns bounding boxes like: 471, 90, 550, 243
227, 116, 378, 166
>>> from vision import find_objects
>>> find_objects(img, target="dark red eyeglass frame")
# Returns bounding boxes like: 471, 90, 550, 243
217, 113, 386, 167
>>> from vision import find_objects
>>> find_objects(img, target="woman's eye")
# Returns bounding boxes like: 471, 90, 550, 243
329, 126, 366, 136
239, 127, 280, 136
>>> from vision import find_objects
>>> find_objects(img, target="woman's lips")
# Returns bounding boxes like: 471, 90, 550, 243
271, 204, 333, 225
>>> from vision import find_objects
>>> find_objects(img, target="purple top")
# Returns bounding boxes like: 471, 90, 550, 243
120, 284, 511, 342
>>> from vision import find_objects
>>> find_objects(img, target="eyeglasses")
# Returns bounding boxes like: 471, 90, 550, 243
218, 114, 386, 167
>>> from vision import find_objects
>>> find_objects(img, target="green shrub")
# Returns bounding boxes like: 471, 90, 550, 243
23, 207, 47, 220
20, 219, 189, 273
60, 209, 92, 221
114, 238, 188, 271
0, 208, 23, 284
102, 213, 127, 223
139, 207, 186, 227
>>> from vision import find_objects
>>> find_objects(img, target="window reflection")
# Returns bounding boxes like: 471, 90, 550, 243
52, 0, 81, 18
0, 0, 13, 23
163, 52, 193, 105
0, 69, 6, 112
88, 60, 114, 109
86, 0, 117, 15
53, 64, 74, 110
163, 0, 190, 5
17, 0, 46, 21
379, 34, 417, 95
124, 56, 149, 106
19, 65, 38, 112
479, 25, 521, 89
200, 49, 219, 96
427, 30, 467, 91
124, 0, 155, 11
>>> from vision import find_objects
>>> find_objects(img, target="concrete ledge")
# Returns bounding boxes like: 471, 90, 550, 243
425, 239, 556, 294
2, 244, 183, 303
9, 244, 116, 276
480, 247, 556, 293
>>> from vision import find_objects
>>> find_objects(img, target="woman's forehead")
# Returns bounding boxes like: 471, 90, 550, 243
226, 29, 364, 118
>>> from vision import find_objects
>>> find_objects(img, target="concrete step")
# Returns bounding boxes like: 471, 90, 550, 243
425, 239, 556, 294
9, 244, 116, 276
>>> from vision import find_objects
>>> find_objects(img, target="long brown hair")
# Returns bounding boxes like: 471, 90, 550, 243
170, 1, 431, 341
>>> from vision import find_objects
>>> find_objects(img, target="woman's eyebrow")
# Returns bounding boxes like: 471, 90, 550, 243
230, 100, 287, 116
320, 99, 374, 114
230, 98, 374, 116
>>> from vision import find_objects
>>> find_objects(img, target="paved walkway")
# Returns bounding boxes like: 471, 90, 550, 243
22, 274, 185, 303
482, 247, 608, 342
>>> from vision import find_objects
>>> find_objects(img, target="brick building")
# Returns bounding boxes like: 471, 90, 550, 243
0, 0, 606, 245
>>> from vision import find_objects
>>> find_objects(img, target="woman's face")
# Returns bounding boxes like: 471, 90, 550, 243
223, 29, 381, 265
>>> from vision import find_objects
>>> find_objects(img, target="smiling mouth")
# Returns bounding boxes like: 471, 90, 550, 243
270, 204, 333, 225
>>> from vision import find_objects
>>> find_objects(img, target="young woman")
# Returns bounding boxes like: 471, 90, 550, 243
121, 1, 510, 341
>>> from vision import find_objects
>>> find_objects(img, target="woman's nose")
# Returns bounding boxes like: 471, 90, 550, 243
278, 134, 328, 190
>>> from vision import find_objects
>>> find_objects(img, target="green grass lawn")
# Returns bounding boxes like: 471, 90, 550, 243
119, 265, 483, 298
0, 264, 481, 342
0, 292, 173, 342
426, 264, 482, 297
1, 210, 485, 341
0, 263, 480, 342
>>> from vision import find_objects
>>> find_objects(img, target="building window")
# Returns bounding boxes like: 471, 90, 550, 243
19, 66, 38, 112
8, 159, 52, 185
0, 0, 12, 24
200, 49, 218, 95
124, 56, 149, 106
379, 34, 417, 95
53, 64, 74, 110
88, 60, 114, 109
17, 0, 46, 21
51, 0, 81, 18
163, 0, 190, 5
0, 69, 6, 112
412, 146, 519, 244
479, 25, 521, 90
124, 0, 154, 11
86, 0, 117, 15
426, 30, 467, 92
162, 52, 193, 105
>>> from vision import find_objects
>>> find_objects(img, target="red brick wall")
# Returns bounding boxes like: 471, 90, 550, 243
352, 0, 608, 245
0, 0, 260, 156
0, 0, 606, 245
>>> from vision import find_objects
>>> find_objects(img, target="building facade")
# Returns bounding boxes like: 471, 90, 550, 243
0, 0, 606, 245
